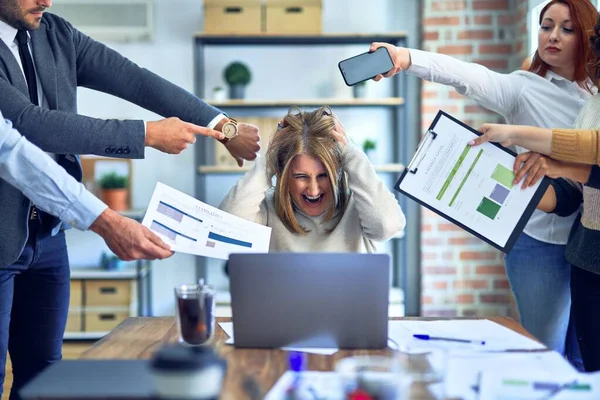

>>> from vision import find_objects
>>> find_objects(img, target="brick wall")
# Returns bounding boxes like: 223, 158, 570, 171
420, 0, 530, 317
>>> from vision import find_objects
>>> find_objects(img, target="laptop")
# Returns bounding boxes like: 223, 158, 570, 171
228, 253, 390, 349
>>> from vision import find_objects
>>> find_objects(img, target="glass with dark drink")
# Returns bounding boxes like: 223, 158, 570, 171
174, 283, 215, 346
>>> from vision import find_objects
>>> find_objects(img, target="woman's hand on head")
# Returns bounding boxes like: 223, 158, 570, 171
471, 123, 515, 147
369, 43, 410, 81
331, 114, 348, 146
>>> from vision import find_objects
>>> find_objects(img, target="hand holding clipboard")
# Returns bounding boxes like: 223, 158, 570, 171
395, 111, 549, 253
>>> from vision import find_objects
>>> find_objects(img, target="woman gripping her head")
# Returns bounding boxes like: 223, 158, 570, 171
219, 106, 406, 253
369, 0, 599, 370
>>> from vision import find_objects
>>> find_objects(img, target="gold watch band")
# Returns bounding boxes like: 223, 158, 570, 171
218, 117, 238, 144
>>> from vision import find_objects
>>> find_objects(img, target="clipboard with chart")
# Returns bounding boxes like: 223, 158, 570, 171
395, 110, 550, 253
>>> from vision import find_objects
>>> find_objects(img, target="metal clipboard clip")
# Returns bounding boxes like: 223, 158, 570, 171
407, 129, 438, 174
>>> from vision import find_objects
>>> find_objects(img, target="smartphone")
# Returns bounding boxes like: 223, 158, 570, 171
338, 47, 394, 86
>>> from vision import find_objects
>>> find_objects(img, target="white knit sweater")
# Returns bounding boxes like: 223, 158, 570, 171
219, 143, 406, 252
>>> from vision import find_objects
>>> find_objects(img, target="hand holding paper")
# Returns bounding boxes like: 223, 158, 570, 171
142, 182, 271, 259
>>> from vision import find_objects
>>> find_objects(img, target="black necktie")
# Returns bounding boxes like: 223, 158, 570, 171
16, 30, 39, 105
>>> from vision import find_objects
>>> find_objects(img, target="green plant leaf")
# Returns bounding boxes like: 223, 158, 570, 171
362, 139, 376, 151
224, 61, 251, 85
97, 171, 128, 189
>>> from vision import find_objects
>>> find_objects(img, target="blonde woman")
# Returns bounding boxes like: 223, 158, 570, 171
219, 107, 405, 252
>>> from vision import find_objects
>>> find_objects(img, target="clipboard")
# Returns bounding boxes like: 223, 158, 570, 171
395, 110, 550, 253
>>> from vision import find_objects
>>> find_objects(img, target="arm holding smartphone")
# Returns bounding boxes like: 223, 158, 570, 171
368, 43, 412, 80
338, 46, 395, 86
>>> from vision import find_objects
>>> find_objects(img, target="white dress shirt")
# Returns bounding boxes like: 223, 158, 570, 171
408, 49, 592, 245
0, 110, 107, 229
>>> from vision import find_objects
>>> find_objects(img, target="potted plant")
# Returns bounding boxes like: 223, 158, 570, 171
362, 139, 377, 162
212, 86, 226, 102
101, 251, 123, 271
353, 81, 367, 98
97, 171, 129, 211
223, 61, 251, 99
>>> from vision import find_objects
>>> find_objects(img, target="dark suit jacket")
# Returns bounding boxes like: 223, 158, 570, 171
0, 13, 221, 268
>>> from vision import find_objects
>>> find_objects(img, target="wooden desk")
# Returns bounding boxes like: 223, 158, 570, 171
80, 316, 538, 399
81, 317, 536, 400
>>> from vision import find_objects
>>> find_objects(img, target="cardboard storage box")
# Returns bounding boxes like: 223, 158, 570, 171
265, 0, 322, 34
204, 0, 263, 34
84, 311, 130, 332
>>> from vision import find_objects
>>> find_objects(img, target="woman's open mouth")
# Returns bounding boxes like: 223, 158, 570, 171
302, 194, 324, 207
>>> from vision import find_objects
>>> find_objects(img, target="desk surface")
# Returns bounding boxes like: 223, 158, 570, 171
80, 316, 537, 399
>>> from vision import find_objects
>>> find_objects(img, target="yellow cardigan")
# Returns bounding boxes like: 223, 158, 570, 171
551, 128, 600, 165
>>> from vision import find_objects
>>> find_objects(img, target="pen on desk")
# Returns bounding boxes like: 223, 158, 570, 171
285, 351, 306, 400
413, 334, 486, 345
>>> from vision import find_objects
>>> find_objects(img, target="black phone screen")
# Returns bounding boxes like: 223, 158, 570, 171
338, 47, 394, 86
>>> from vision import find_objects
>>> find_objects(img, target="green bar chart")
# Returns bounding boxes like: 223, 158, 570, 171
491, 164, 515, 189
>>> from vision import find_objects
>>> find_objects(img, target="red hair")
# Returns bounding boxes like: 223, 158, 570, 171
528, 0, 599, 92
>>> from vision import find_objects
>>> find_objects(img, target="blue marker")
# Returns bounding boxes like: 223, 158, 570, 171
413, 334, 486, 345
285, 352, 306, 400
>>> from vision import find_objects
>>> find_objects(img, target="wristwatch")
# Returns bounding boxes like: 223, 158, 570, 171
220, 118, 238, 143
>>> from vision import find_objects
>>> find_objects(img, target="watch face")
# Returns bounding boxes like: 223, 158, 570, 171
223, 123, 237, 139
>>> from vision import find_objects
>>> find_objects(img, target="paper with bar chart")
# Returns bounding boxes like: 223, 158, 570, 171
142, 182, 271, 259
478, 369, 600, 400
396, 111, 549, 252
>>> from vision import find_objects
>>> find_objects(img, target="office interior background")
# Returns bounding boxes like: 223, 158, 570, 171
53, 0, 580, 326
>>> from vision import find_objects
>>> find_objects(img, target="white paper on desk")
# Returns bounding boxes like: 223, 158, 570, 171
142, 182, 271, 259
478, 365, 593, 400
265, 371, 343, 400
445, 351, 576, 400
388, 319, 545, 353
218, 322, 338, 355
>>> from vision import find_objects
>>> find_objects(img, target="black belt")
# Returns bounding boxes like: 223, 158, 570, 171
29, 205, 39, 220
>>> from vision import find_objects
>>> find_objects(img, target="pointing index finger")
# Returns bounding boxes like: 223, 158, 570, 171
187, 122, 224, 140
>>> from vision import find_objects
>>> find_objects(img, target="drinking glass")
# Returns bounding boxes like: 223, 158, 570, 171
174, 283, 215, 346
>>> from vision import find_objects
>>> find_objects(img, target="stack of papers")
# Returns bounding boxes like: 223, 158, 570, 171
478, 369, 600, 400
388, 319, 545, 353
447, 351, 577, 400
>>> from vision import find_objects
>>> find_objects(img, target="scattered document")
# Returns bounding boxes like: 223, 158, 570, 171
218, 322, 338, 355
478, 369, 600, 400
388, 319, 545, 353
395, 111, 549, 253
265, 371, 343, 400
446, 351, 577, 400
142, 182, 271, 259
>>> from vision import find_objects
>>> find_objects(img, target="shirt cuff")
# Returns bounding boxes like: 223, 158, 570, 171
144, 121, 147, 137
207, 114, 226, 130
586, 165, 600, 189
59, 188, 108, 230
406, 49, 431, 74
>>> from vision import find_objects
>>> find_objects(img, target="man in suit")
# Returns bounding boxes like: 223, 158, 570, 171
0, 0, 260, 398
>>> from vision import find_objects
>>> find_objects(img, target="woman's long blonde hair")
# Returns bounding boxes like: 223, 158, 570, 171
266, 106, 349, 234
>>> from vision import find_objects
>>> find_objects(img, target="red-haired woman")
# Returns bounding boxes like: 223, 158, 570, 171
371, 0, 599, 371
